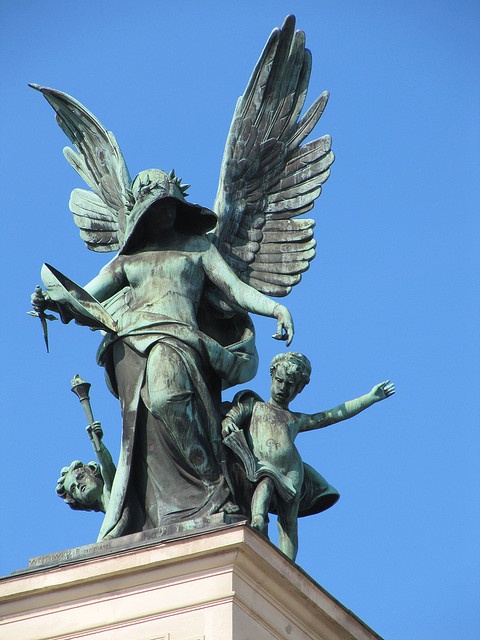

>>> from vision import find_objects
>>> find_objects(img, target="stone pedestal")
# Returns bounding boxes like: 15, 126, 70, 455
0, 522, 381, 640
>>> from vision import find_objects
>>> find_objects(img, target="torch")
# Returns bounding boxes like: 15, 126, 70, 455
71, 374, 101, 451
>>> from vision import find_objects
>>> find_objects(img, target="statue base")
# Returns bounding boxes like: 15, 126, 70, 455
0, 521, 382, 640
25, 512, 246, 569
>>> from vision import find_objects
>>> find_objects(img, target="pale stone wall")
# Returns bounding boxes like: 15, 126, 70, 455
0, 523, 382, 640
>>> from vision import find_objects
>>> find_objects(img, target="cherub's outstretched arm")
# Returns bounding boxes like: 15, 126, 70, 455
87, 422, 116, 491
301, 381, 395, 432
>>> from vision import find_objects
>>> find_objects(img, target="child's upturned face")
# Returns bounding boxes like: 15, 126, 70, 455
64, 464, 103, 507
270, 364, 300, 408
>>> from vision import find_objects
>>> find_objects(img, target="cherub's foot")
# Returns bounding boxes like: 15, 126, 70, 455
221, 501, 240, 514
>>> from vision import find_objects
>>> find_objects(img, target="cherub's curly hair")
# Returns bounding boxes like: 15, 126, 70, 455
270, 352, 312, 392
56, 460, 103, 512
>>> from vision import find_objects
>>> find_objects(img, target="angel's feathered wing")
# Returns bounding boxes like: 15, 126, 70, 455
29, 84, 133, 252
212, 15, 334, 297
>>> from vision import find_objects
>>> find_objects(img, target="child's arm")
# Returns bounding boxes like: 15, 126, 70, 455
300, 381, 395, 432
87, 422, 116, 491
221, 395, 256, 437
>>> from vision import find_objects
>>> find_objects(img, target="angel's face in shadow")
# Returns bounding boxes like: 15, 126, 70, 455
140, 201, 177, 244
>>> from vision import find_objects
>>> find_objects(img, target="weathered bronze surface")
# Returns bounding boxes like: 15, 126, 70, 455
29, 16, 391, 558
223, 353, 394, 560
56, 376, 116, 514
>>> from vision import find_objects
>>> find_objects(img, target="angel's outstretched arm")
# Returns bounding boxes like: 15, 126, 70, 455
32, 258, 126, 313
83, 257, 127, 303
203, 244, 294, 345
301, 381, 395, 432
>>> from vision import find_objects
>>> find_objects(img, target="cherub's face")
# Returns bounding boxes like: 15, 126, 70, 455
64, 464, 103, 507
270, 364, 301, 409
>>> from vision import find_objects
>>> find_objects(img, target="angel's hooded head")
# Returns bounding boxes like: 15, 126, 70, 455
121, 169, 217, 253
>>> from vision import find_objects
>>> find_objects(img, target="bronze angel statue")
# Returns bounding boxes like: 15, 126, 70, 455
31, 15, 335, 541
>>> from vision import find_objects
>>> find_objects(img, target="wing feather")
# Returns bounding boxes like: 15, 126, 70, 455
212, 16, 333, 298
248, 279, 291, 297
262, 227, 313, 244
259, 238, 316, 255
70, 189, 116, 222
79, 229, 119, 246
266, 189, 323, 213
249, 271, 302, 287
30, 84, 133, 252
250, 259, 310, 275
263, 218, 315, 232
69, 188, 121, 251
253, 246, 316, 264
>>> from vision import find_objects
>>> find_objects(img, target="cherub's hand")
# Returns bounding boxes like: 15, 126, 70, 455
87, 421, 103, 441
221, 418, 238, 438
272, 304, 294, 347
370, 380, 395, 402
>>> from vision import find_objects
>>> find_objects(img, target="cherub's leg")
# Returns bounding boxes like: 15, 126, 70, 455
250, 477, 274, 536
276, 500, 300, 561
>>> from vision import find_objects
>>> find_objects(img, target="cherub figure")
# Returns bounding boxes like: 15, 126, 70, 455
222, 353, 394, 561
56, 422, 116, 513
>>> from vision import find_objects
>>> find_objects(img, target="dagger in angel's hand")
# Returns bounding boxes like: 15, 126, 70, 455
27, 285, 57, 353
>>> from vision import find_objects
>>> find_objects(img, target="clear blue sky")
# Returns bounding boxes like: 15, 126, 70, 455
1, 2, 479, 638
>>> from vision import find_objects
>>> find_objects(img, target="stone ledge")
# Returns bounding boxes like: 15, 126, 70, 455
0, 523, 382, 640
20, 513, 246, 573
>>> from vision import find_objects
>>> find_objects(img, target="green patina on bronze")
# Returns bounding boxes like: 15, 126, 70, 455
56, 376, 116, 514
29, 15, 393, 559
223, 353, 394, 561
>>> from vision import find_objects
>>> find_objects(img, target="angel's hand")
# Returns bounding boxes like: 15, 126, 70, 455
30, 286, 53, 313
272, 304, 294, 347
370, 380, 395, 403
221, 418, 238, 438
